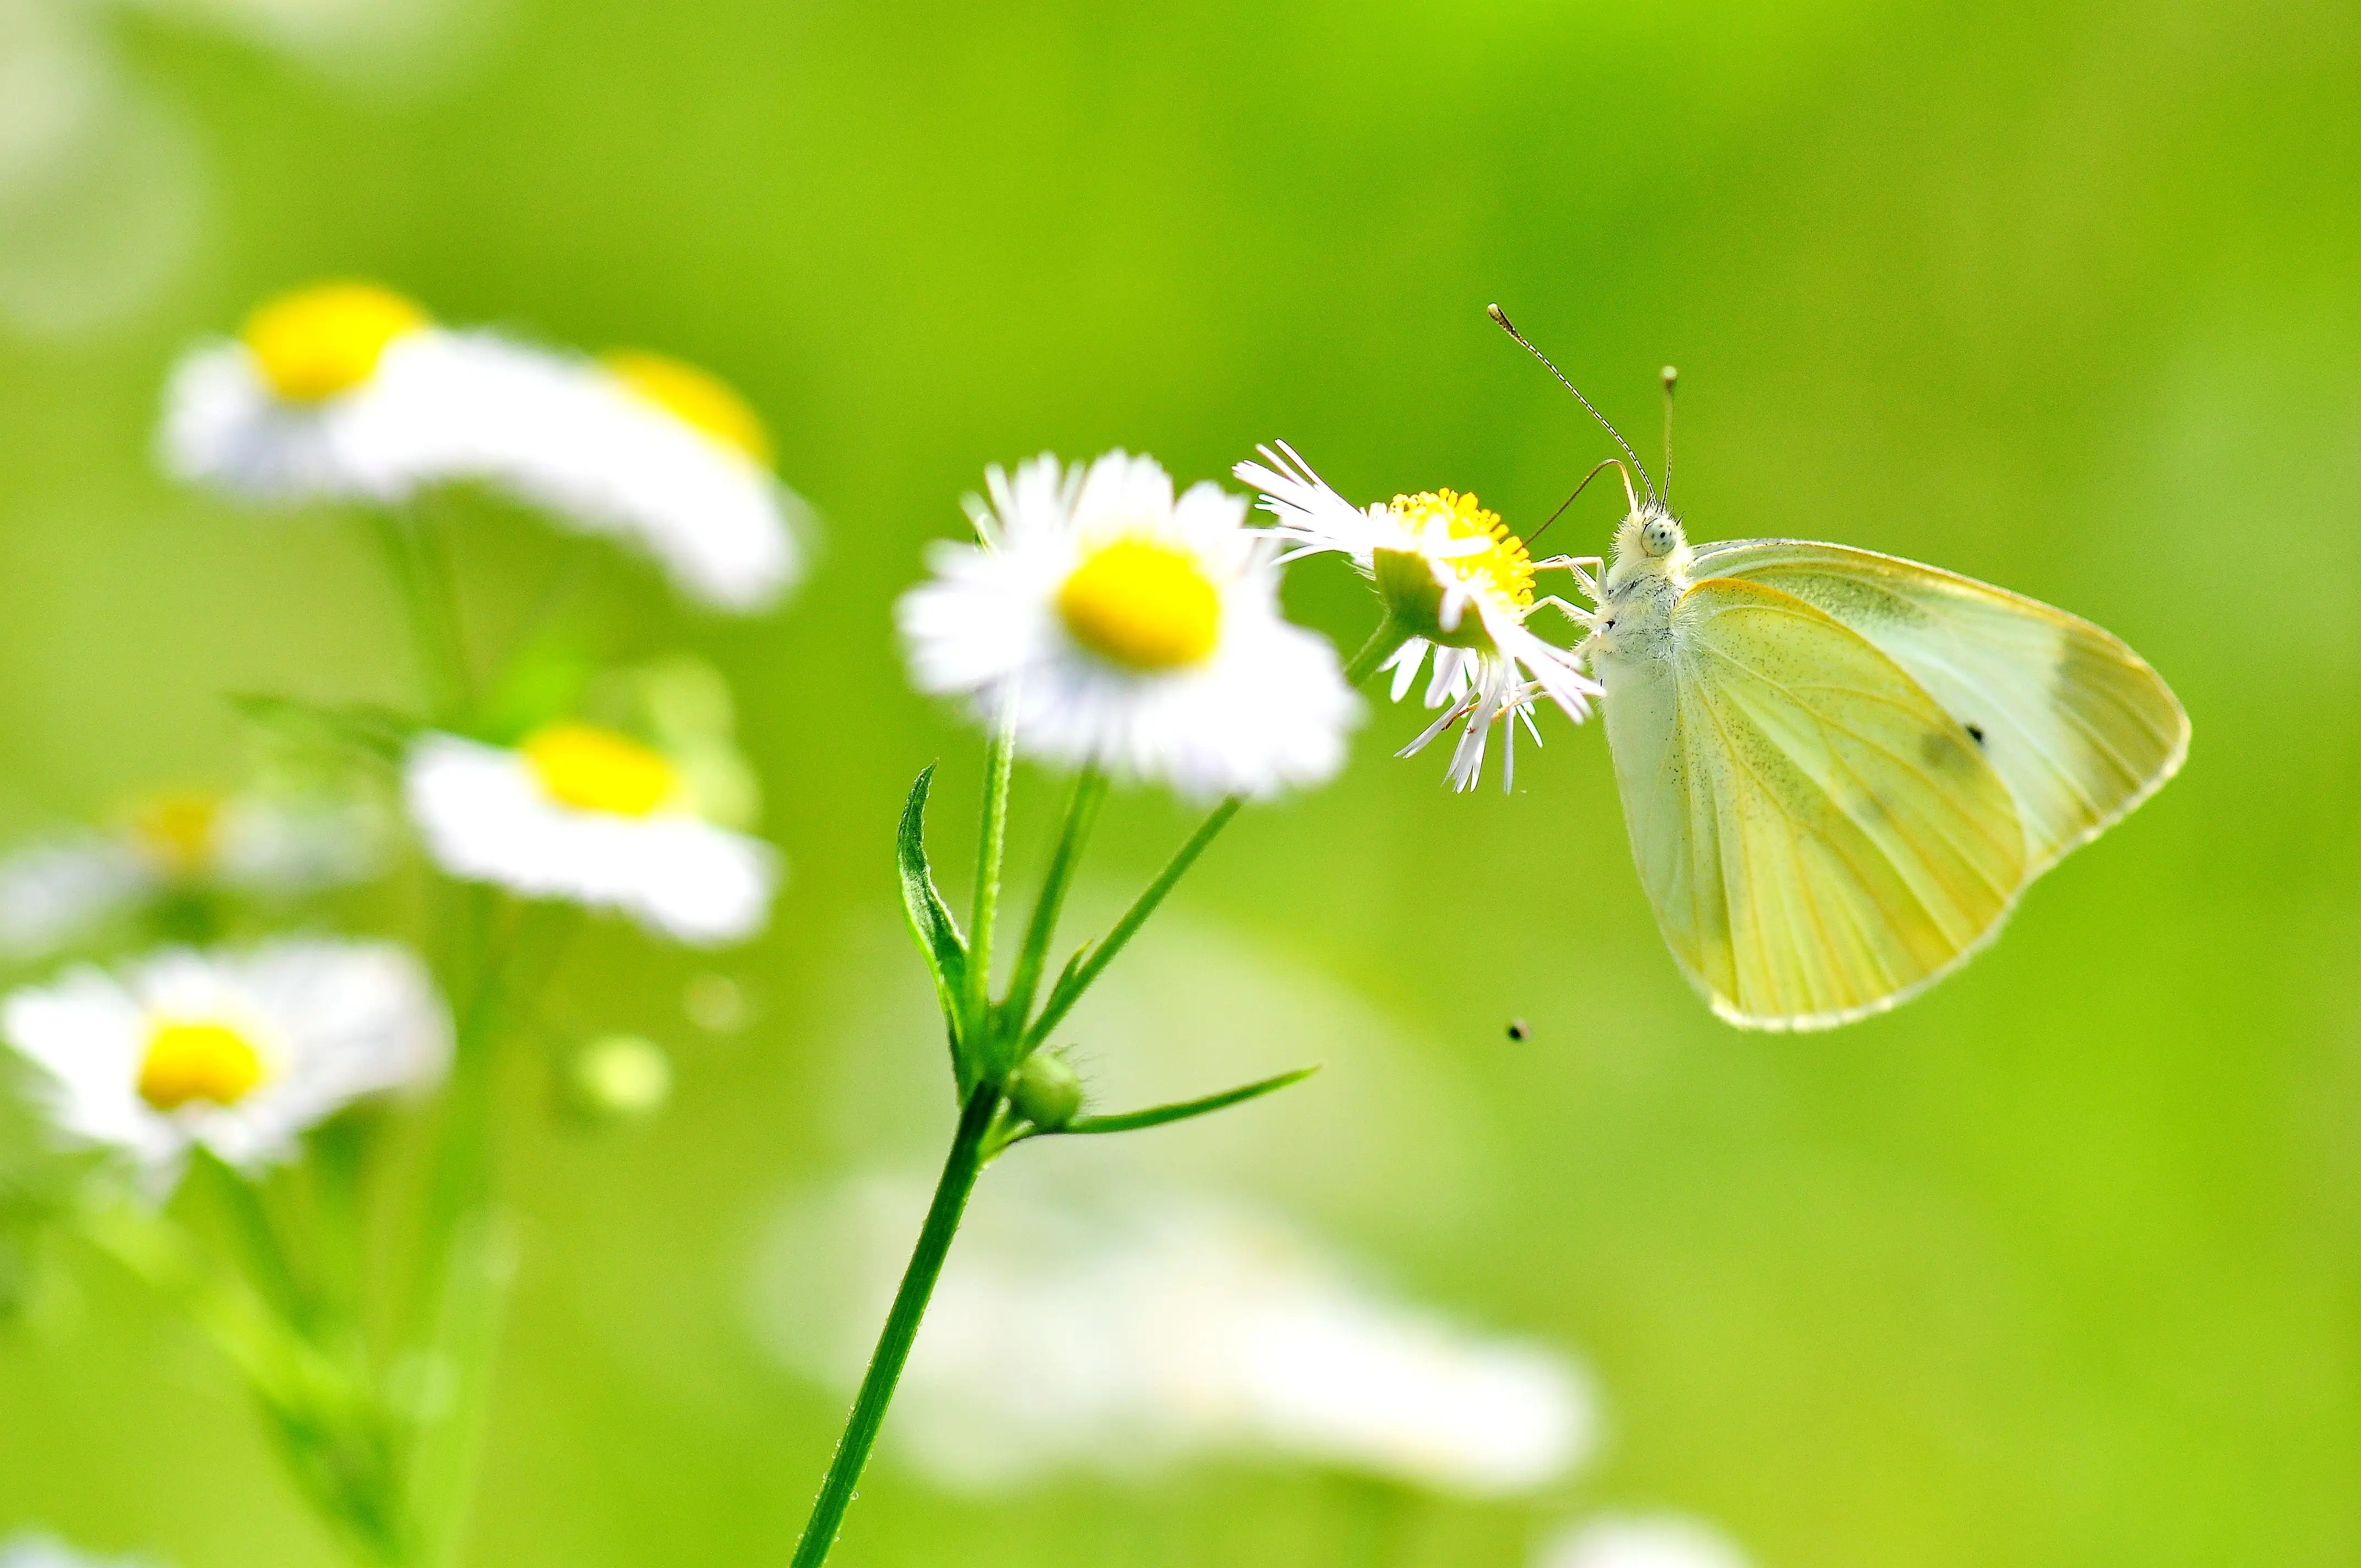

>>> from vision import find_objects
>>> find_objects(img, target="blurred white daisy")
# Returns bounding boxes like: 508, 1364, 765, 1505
0, 938, 450, 1185
471, 347, 809, 611
1536, 1513, 1755, 1568
1234, 442, 1601, 791
754, 1175, 1596, 1497
0, 788, 385, 959
404, 724, 777, 945
0, 1533, 158, 1568
160, 283, 806, 611
899, 451, 1357, 802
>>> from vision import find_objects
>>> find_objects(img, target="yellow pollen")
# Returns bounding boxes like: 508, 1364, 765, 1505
603, 350, 775, 466
1388, 489, 1535, 609
521, 723, 682, 817
129, 791, 226, 875
241, 282, 429, 402
139, 1020, 265, 1112
1057, 537, 1223, 672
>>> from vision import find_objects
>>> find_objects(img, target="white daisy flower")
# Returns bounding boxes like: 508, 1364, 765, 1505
755, 1175, 1596, 1497
160, 282, 806, 611
1234, 442, 1602, 791
0, 938, 451, 1185
404, 725, 777, 945
0, 790, 385, 959
1536, 1513, 1755, 1568
471, 347, 810, 612
898, 451, 1357, 802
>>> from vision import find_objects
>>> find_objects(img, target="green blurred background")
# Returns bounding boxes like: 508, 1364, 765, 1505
2, 0, 2358, 1562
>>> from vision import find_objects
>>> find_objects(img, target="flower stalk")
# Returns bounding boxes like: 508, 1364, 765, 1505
785, 607, 1413, 1566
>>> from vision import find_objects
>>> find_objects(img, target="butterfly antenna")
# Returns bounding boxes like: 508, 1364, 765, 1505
1524, 456, 1626, 549
1660, 364, 1678, 502
1488, 303, 1657, 507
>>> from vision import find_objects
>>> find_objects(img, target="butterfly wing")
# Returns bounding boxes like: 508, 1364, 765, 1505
1602, 576, 2027, 1030
1688, 538, 2189, 874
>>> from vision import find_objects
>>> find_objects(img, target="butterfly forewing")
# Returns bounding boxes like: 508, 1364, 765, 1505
1603, 576, 2027, 1030
1687, 540, 2189, 874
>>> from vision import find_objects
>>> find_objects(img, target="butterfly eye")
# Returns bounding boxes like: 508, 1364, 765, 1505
1641, 518, 1679, 556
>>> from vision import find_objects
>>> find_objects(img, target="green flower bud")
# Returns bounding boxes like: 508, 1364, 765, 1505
1372, 547, 1496, 652
1007, 1052, 1084, 1130
561, 1034, 673, 1124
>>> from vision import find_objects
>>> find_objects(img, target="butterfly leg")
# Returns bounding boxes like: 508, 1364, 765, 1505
1531, 594, 1606, 631
1532, 555, 1605, 603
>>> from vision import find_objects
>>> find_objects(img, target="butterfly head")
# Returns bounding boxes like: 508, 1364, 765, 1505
1607, 503, 1690, 592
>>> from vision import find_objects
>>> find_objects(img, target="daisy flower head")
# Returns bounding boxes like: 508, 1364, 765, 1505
1, 939, 450, 1187
0, 787, 385, 960
161, 284, 806, 611
898, 451, 1357, 803
1233, 442, 1602, 792
404, 720, 777, 945
452, 347, 812, 612
161, 279, 487, 503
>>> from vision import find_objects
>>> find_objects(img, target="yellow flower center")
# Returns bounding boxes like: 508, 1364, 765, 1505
129, 791, 226, 876
603, 350, 775, 466
1056, 537, 1223, 672
139, 1020, 265, 1112
241, 282, 429, 402
521, 723, 682, 817
1388, 489, 1535, 610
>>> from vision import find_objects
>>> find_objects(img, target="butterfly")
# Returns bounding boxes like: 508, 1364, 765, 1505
1492, 308, 2189, 1031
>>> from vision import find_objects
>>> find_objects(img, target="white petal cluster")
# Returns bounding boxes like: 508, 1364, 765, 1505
1536, 1513, 1756, 1568
0, 939, 450, 1185
161, 324, 806, 611
1235, 442, 1602, 791
0, 793, 384, 959
755, 1177, 1595, 1496
403, 733, 777, 946
898, 451, 1358, 802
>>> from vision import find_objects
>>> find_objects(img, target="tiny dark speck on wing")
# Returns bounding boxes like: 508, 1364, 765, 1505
1966, 723, 1987, 747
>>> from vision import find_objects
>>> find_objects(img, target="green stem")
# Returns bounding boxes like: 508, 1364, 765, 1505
1343, 614, 1411, 689
999, 767, 1106, 1031
1020, 616, 1411, 1053
373, 509, 471, 726
962, 707, 1017, 1037
788, 1082, 1000, 1568
1024, 796, 1241, 1051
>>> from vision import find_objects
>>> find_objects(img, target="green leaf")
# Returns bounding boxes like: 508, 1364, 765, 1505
1056, 1065, 1321, 1137
229, 692, 418, 764
896, 766, 970, 1068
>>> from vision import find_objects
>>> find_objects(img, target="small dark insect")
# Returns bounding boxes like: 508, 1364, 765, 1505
1506, 1019, 1530, 1042
1966, 723, 1987, 747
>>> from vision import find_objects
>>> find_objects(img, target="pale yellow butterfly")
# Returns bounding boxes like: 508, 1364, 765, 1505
1493, 308, 2189, 1031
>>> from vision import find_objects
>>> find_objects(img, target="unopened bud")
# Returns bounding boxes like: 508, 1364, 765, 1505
562, 1033, 673, 1124
1007, 1052, 1084, 1131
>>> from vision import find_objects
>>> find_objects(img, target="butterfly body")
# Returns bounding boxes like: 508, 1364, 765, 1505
1585, 503, 2186, 1032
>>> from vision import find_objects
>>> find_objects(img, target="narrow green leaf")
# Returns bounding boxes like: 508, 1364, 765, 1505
896, 767, 970, 1056
1057, 1065, 1320, 1137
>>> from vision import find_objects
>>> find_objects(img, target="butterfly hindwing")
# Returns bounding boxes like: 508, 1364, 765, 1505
1603, 575, 2028, 1030
1687, 539, 2190, 874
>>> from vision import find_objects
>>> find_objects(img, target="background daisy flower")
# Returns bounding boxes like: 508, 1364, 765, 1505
404, 723, 779, 945
757, 1175, 1596, 1498
1536, 1513, 1758, 1568
0, 788, 385, 960
1234, 442, 1602, 791
0, 939, 451, 1185
161, 284, 807, 611
898, 450, 1357, 803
